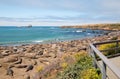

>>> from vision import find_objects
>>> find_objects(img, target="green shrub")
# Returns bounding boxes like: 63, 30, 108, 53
36, 65, 44, 72
61, 62, 68, 69
81, 68, 100, 79
57, 53, 100, 79
99, 43, 120, 56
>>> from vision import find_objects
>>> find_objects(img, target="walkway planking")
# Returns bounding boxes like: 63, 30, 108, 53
99, 56, 120, 79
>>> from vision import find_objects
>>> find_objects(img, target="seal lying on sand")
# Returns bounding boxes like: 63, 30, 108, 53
26, 65, 33, 72
6, 68, 14, 76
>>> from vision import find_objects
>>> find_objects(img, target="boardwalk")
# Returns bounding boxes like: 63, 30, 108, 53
98, 56, 120, 79
107, 56, 120, 79
89, 40, 120, 79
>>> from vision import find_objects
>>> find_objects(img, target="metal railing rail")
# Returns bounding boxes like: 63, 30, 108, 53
89, 40, 120, 79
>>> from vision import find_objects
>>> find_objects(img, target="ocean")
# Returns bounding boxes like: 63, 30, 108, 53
0, 26, 107, 46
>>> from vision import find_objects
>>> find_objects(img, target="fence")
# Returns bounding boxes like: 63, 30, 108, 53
89, 40, 120, 79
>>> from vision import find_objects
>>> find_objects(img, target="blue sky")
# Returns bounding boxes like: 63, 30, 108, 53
0, 0, 120, 26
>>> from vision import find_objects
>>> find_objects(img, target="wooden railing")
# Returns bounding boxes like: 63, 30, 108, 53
89, 40, 120, 79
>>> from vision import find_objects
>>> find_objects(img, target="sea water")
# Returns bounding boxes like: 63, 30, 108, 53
0, 26, 107, 45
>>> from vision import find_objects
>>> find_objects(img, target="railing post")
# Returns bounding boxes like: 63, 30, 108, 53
115, 41, 119, 54
88, 46, 91, 56
90, 41, 120, 79
102, 61, 106, 79
90, 47, 98, 68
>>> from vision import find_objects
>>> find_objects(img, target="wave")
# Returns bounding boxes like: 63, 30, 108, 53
33, 40, 43, 43
76, 30, 83, 33
87, 33, 91, 35
72, 30, 83, 33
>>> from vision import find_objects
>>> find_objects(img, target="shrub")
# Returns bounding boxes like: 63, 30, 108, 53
99, 43, 120, 56
81, 68, 100, 79
74, 52, 87, 62
61, 62, 68, 69
56, 53, 100, 79
36, 65, 44, 72
61, 53, 75, 65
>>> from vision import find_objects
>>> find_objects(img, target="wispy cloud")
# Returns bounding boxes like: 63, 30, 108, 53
0, 0, 120, 26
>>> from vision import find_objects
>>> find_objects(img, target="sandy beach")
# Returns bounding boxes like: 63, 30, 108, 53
0, 31, 120, 79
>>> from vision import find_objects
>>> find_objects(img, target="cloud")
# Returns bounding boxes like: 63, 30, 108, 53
0, 13, 120, 23
1, 0, 120, 13
0, 0, 120, 26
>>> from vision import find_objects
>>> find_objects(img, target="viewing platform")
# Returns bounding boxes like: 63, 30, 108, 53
89, 40, 120, 79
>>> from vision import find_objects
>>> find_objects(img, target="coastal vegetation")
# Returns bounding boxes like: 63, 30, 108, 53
56, 52, 100, 79
36, 52, 101, 79
61, 23, 120, 31
99, 43, 120, 56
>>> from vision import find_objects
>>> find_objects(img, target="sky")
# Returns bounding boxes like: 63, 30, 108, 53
0, 0, 120, 26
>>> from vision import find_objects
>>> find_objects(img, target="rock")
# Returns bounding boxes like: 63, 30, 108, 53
26, 65, 34, 72
6, 68, 14, 76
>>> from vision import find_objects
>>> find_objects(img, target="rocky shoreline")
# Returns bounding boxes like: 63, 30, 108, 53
0, 31, 120, 79
61, 23, 120, 31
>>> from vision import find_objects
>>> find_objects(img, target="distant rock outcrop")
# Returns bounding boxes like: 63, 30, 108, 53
27, 24, 32, 28
61, 23, 120, 31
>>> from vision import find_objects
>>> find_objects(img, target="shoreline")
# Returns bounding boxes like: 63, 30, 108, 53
0, 30, 120, 79
0, 31, 120, 57
61, 23, 120, 31
0, 30, 118, 50
0, 32, 110, 47
0, 26, 111, 46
